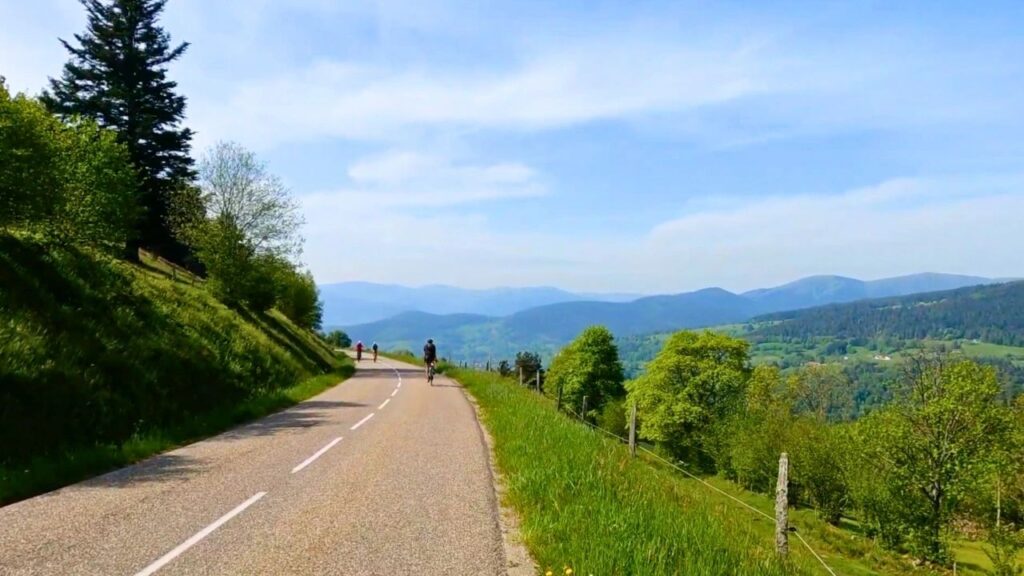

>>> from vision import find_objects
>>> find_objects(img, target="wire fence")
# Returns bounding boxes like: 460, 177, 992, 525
542, 382, 838, 575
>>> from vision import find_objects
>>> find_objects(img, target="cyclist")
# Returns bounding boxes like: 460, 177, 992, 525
372, 342, 379, 363
355, 340, 364, 362
423, 339, 437, 383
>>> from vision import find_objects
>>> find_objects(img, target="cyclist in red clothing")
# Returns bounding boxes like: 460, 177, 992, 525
355, 341, 364, 362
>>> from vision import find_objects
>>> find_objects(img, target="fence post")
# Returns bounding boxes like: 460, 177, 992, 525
775, 452, 789, 556
519, 367, 524, 386
535, 370, 541, 391
628, 402, 638, 457
556, 384, 563, 411
580, 396, 588, 422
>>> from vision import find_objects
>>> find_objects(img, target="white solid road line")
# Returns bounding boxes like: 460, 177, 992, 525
291, 437, 343, 474
133, 491, 267, 576
378, 399, 390, 410
350, 413, 375, 430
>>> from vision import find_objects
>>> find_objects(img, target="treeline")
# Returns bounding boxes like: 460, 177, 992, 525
0, 0, 321, 329
754, 281, 1024, 347
541, 326, 1024, 570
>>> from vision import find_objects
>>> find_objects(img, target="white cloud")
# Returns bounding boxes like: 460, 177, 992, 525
303, 151, 544, 209
303, 175, 1024, 293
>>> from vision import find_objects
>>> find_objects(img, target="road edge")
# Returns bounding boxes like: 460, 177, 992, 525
459, 383, 538, 576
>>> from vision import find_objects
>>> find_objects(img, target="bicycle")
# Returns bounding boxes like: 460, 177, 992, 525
427, 361, 436, 385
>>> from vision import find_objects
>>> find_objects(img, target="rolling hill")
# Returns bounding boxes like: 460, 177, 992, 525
341, 273, 1009, 362
318, 282, 639, 325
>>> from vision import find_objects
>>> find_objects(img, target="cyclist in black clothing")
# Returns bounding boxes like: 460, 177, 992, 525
423, 339, 437, 381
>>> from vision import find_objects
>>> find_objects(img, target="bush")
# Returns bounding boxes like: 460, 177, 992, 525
545, 325, 625, 419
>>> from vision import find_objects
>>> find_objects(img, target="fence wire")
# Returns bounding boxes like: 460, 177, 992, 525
561, 401, 837, 576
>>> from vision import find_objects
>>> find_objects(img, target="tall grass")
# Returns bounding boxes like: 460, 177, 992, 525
0, 234, 351, 504
452, 368, 818, 576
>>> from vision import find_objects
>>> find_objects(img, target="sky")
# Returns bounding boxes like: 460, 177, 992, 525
2, 0, 1023, 294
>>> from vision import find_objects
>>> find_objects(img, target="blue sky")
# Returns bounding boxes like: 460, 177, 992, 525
3, 0, 1023, 293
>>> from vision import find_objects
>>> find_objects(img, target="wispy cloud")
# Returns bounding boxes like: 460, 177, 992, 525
302, 151, 544, 208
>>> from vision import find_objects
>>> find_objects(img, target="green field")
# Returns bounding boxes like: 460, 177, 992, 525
449, 367, 986, 575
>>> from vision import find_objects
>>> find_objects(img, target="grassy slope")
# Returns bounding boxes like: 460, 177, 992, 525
453, 368, 848, 576
0, 235, 353, 504
453, 367, 1017, 575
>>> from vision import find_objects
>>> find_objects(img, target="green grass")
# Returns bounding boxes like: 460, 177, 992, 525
0, 363, 352, 505
451, 367, 1014, 575
0, 234, 353, 504
453, 368, 829, 576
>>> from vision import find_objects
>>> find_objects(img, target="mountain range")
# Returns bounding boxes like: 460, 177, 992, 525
329, 273, 1005, 361
318, 282, 639, 326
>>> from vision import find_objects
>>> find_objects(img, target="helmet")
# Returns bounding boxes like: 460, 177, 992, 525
427, 339, 434, 344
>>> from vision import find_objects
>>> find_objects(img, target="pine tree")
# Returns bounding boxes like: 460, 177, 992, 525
42, 0, 195, 261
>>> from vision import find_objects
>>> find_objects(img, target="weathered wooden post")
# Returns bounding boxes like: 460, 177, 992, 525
628, 402, 638, 457
775, 452, 789, 556
519, 366, 524, 386
580, 396, 588, 422
535, 370, 541, 391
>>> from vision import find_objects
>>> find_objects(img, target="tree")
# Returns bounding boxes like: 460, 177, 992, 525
1, 84, 136, 249
197, 141, 303, 259
545, 325, 624, 418
324, 330, 352, 349
857, 358, 1012, 562
497, 360, 512, 377
514, 351, 542, 383
276, 268, 323, 330
626, 330, 749, 469
42, 0, 194, 260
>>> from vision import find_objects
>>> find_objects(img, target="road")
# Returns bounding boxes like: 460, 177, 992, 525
0, 358, 509, 575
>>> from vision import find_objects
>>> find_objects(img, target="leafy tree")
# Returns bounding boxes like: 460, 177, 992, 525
276, 267, 323, 330
788, 363, 854, 422
545, 325, 624, 418
497, 360, 512, 377
196, 141, 303, 259
0, 84, 136, 249
0, 85, 62, 227
627, 330, 750, 469
43, 0, 195, 260
514, 351, 542, 383
857, 358, 1012, 562
324, 330, 352, 348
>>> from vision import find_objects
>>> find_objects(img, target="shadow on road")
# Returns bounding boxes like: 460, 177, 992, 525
81, 453, 205, 488
220, 400, 368, 441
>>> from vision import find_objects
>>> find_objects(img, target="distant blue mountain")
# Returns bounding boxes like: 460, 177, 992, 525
318, 282, 641, 326
330, 273, 1008, 362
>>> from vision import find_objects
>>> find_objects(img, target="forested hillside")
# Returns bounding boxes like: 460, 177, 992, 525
754, 280, 1024, 346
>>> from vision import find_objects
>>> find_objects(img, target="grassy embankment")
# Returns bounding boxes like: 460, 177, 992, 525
450, 367, 991, 576
0, 235, 353, 504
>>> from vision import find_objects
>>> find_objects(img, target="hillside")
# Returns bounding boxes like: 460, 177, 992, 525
741, 273, 999, 312
319, 281, 639, 325
754, 280, 1024, 345
0, 235, 348, 503
344, 274, 1006, 362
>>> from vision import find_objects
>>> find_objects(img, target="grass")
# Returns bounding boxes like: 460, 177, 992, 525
0, 363, 352, 505
451, 367, 1016, 575
0, 234, 353, 504
452, 367, 825, 576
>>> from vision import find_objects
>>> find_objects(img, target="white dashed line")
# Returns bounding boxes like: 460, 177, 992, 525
391, 388, 398, 397
378, 399, 390, 410
351, 413, 375, 430
133, 491, 266, 576
291, 437, 343, 473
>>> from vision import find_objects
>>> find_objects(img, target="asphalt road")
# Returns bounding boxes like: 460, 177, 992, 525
0, 358, 508, 575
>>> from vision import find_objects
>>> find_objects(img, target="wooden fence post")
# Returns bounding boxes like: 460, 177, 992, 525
519, 367, 524, 386
580, 396, 588, 422
628, 402, 638, 457
535, 370, 541, 391
776, 452, 789, 556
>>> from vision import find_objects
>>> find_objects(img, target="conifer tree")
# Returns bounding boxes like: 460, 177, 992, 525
43, 0, 194, 260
